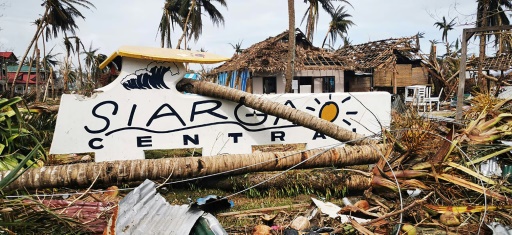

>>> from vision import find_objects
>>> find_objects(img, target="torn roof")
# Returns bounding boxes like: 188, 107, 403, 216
335, 35, 421, 71
467, 53, 512, 71
212, 28, 344, 74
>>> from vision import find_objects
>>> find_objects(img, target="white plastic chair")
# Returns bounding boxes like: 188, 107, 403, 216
414, 86, 427, 111
426, 87, 443, 111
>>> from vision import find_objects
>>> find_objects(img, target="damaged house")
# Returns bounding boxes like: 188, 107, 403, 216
210, 29, 345, 94
336, 35, 428, 94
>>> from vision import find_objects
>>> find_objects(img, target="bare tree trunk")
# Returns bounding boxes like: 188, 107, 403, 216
0, 144, 387, 190
42, 67, 52, 102
176, 0, 195, 49
24, 49, 36, 95
10, 7, 48, 97
77, 48, 83, 93
176, 78, 378, 145
285, 0, 295, 93
478, 0, 489, 93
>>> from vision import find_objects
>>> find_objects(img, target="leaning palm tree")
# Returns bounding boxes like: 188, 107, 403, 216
10, 0, 94, 97
175, 0, 227, 49
301, 0, 351, 42
321, 5, 354, 48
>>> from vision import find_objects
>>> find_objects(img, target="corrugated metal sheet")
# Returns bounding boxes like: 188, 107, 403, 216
115, 179, 204, 235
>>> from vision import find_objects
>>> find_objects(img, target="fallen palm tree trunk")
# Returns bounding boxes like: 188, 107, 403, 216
176, 78, 378, 145
196, 169, 372, 193
0, 144, 388, 191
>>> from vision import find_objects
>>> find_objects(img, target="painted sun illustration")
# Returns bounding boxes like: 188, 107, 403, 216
306, 94, 359, 132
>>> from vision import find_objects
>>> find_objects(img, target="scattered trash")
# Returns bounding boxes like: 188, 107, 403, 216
480, 157, 502, 177
290, 216, 310, 231
407, 188, 422, 197
439, 212, 461, 227
310, 197, 369, 224
193, 195, 234, 214
252, 224, 272, 235
486, 222, 512, 235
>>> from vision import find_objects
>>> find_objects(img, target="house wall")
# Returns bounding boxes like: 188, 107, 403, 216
252, 70, 344, 94
347, 76, 372, 92
373, 64, 428, 87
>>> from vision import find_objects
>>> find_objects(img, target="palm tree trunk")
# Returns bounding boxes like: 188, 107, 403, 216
10, 6, 48, 97
0, 144, 388, 190
285, 0, 295, 93
321, 26, 332, 48
196, 169, 371, 192
176, 78, 377, 145
35, 43, 41, 102
41, 34, 47, 102
63, 57, 69, 92
176, 0, 196, 49
77, 50, 83, 93
478, 0, 489, 93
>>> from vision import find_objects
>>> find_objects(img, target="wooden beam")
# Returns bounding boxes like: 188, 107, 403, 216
465, 25, 512, 33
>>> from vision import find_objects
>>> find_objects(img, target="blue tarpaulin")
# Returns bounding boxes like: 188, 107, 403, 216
218, 72, 227, 86
230, 70, 237, 88
241, 69, 249, 92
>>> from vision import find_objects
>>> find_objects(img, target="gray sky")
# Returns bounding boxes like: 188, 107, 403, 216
0, 0, 478, 70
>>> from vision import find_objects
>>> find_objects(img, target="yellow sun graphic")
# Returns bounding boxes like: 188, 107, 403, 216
306, 95, 358, 132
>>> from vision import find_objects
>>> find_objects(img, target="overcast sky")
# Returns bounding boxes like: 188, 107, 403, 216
1, 0, 479, 69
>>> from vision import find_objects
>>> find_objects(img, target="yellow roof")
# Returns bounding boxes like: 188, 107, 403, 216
99, 45, 230, 69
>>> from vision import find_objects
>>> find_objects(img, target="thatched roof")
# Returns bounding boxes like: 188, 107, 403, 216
336, 35, 420, 71
468, 54, 512, 71
212, 29, 344, 74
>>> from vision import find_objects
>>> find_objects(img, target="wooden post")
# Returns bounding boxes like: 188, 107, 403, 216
456, 25, 512, 122
456, 29, 468, 121
392, 71, 397, 94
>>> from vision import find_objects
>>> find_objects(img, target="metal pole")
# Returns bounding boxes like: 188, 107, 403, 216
456, 29, 468, 121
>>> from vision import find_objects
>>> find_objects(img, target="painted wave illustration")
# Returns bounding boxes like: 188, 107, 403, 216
121, 62, 180, 90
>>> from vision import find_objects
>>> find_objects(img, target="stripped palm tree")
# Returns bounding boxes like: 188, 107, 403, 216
175, 0, 227, 49
81, 42, 99, 86
40, 48, 59, 101
321, 5, 354, 48
10, 0, 94, 97
433, 16, 455, 54
158, 0, 184, 48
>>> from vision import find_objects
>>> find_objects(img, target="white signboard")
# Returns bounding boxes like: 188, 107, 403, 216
50, 57, 391, 162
